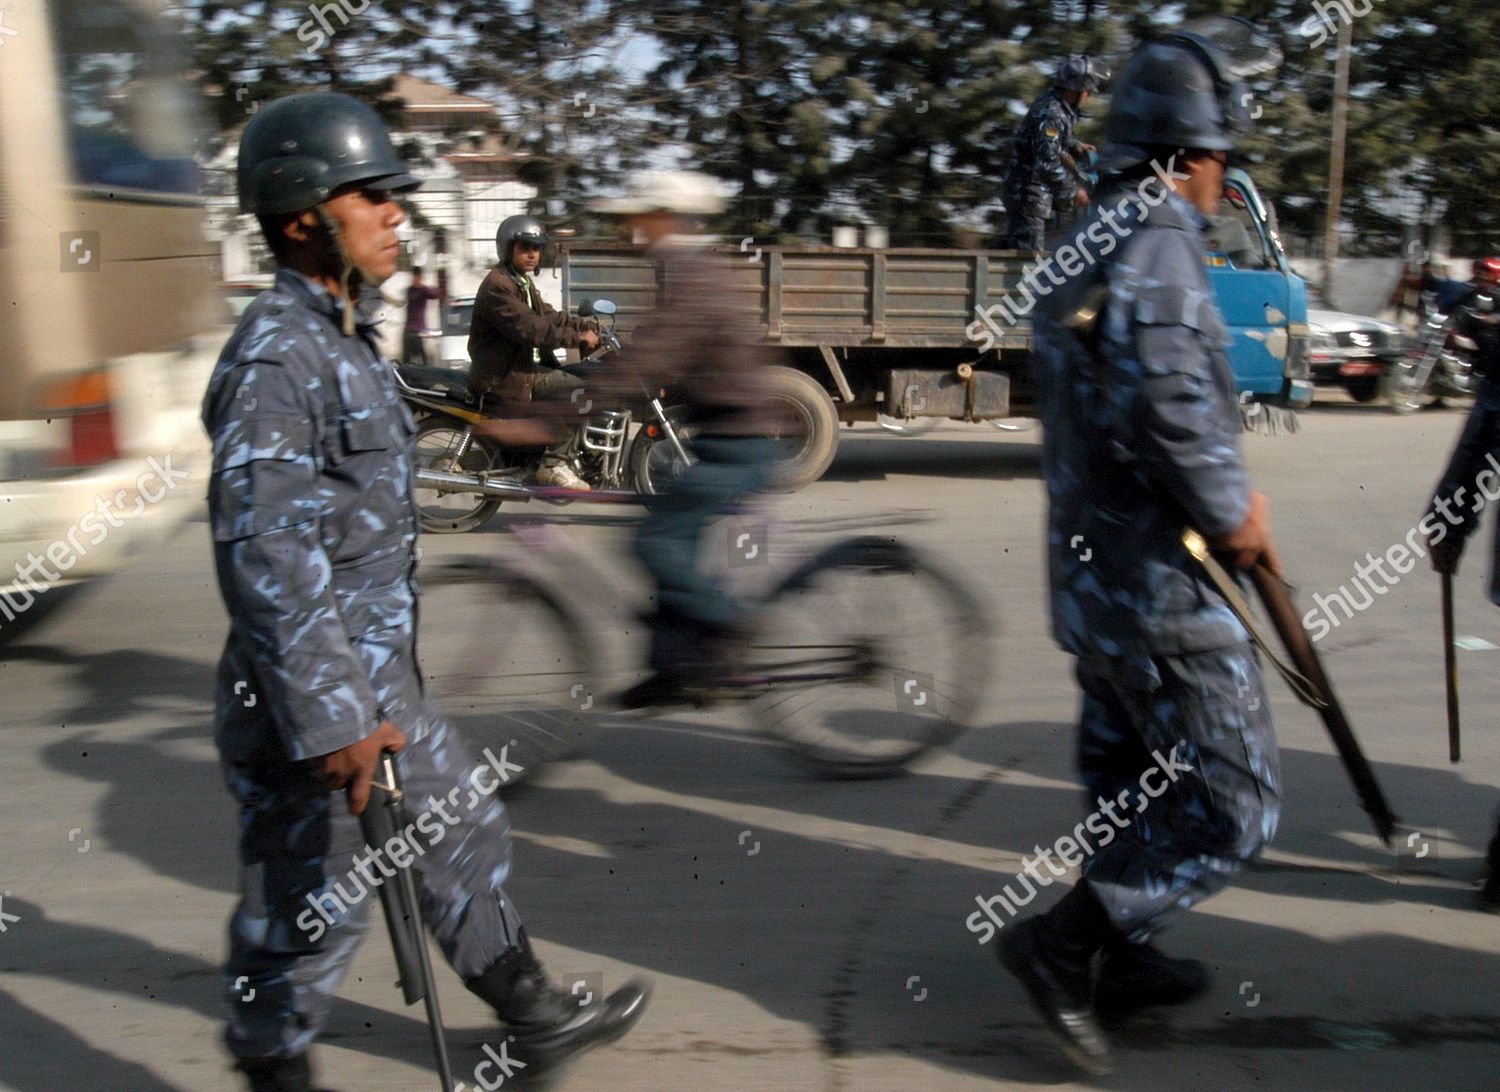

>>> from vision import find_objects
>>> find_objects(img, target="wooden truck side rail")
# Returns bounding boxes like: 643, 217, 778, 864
558, 243, 1037, 352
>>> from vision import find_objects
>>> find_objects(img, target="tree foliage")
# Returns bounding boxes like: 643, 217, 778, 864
169, 0, 1500, 252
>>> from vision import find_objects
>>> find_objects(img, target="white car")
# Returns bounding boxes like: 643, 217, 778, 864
438, 296, 476, 369
1307, 308, 1410, 403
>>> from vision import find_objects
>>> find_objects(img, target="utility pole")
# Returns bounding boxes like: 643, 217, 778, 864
1322, 16, 1353, 305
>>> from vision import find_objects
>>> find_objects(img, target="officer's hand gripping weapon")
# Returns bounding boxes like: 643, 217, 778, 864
360, 751, 457, 1091
1183, 531, 1399, 844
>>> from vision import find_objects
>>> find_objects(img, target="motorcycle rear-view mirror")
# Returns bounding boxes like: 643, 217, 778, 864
592, 299, 618, 316
577, 299, 595, 317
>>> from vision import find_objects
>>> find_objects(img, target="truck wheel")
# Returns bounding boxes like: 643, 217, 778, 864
1342, 375, 1380, 403
763, 366, 839, 489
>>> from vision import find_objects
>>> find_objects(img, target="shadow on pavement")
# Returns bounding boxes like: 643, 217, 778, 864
20, 644, 1500, 1088
0, 896, 442, 1091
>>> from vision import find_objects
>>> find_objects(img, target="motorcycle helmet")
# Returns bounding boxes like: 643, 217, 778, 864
1472, 257, 1500, 285
496, 215, 549, 263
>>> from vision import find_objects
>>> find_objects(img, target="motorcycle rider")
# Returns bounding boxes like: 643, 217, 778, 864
468, 214, 602, 489
204, 92, 647, 1091
1453, 257, 1500, 381
1004, 55, 1110, 251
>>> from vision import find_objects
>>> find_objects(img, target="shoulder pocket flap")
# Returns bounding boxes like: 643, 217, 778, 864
1133, 283, 1230, 345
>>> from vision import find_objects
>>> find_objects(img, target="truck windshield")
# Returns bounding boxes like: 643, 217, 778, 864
1206, 185, 1275, 271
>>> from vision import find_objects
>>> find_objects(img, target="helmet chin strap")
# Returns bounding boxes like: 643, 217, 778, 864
315, 206, 375, 337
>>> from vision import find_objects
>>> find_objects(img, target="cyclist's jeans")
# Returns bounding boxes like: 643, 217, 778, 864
634, 436, 775, 671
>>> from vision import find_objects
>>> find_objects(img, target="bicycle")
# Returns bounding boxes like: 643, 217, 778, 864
415, 506, 993, 781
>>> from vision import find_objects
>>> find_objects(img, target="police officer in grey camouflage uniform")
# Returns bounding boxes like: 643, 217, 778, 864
204, 92, 647, 1091
999, 21, 1284, 1076
1003, 55, 1108, 252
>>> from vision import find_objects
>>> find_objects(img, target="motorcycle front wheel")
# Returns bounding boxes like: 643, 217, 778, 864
412, 419, 505, 533
626, 407, 699, 495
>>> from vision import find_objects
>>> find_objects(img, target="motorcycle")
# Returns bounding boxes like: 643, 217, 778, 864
396, 299, 696, 532
1388, 296, 1482, 414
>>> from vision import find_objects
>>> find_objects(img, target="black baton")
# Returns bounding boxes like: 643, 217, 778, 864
360, 752, 456, 1090
1442, 571, 1461, 763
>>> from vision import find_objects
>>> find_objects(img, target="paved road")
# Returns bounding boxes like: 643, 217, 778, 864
3, 400, 1500, 1091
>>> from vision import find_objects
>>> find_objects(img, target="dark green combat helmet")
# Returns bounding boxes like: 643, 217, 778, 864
1100, 16, 1281, 174
237, 91, 419, 215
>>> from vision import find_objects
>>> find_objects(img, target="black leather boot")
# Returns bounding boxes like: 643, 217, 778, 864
997, 882, 1114, 1076
236, 1053, 335, 1092
1095, 937, 1211, 1014
466, 931, 650, 1082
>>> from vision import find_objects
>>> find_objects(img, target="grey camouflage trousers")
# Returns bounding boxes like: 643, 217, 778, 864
1073, 642, 1281, 942
219, 686, 524, 1061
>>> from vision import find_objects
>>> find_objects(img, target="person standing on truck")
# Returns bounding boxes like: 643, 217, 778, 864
468, 214, 602, 489
1003, 21, 1283, 1076
204, 92, 648, 1092
1003, 55, 1109, 252
582, 171, 782, 708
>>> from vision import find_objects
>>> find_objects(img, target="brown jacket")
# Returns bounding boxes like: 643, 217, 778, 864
467, 265, 593, 401
587, 244, 783, 437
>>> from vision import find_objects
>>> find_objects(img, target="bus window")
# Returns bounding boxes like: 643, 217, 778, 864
49, 0, 201, 195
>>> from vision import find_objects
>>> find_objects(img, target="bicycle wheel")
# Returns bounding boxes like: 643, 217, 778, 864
417, 557, 601, 782
746, 535, 991, 777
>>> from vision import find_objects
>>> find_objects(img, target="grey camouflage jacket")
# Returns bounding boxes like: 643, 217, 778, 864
1032, 183, 1251, 659
1005, 90, 1086, 204
202, 267, 421, 762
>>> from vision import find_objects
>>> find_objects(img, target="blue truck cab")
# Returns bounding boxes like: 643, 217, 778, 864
1205, 167, 1313, 409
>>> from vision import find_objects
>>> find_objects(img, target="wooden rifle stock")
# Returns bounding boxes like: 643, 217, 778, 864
1246, 562, 1399, 845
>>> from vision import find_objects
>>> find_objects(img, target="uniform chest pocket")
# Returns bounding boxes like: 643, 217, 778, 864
325, 410, 398, 467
